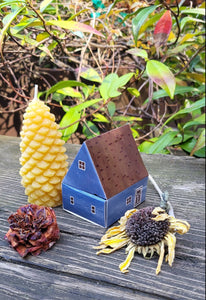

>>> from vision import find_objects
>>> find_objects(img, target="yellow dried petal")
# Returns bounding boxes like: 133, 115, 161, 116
165, 232, 176, 266
119, 246, 136, 273
156, 241, 165, 275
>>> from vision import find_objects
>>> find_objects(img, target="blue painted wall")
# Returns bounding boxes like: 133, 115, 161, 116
106, 177, 148, 227
62, 183, 106, 226
62, 176, 148, 227
63, 143, 106, 199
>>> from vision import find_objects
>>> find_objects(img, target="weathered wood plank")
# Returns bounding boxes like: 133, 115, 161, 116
0, 136, 205, 300
0, 261, 166, 300
0, 225, 205, 300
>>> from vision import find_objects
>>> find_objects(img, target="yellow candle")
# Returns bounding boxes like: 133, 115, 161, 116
20, 86, 68, 207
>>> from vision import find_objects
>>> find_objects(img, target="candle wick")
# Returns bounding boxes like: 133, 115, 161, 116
33, 85, 39, 101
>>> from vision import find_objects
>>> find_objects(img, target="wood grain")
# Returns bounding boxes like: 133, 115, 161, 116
0, 135, 205, 300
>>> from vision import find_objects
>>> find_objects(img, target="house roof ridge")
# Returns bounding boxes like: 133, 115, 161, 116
85, 125, 148, 199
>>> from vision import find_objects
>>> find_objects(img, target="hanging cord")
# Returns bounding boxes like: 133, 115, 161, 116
148, 174, 175, 217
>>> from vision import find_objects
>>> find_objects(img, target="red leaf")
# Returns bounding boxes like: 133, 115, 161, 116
154, 10, 172, 35
154, 10, 172, 53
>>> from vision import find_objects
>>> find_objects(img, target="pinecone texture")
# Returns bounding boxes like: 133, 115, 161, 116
20, 99, 68, 207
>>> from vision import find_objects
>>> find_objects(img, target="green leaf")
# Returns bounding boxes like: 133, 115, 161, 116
40, 0, 53, 13
144, 85, 204, 103
46, 20, 104, 37
82, 85, 95, 100
112, 116, 142, 122
167, 43, 191, 55
190, 129, 205, 156
68, 9, 89, 21
107, 101, 116, 117
44, 80, 87, 100
180, 16, 205, 31
139, 11, 164, 34
0, 6, 25, 54
100, 73, 134, 100
100, 74, 119, 100
130, 127, 140, 138
52, 92, 65, 102
10, 17, 37, 34
148, 131, 178, 154
0, 1, 26, 9
146, 60, 176, 99
181, 8, 205, 15
132, 5, 157, 46
13, 33, 54, 58
127, 48, 148, 60
180, 138, 205, 157
62, 98, 102, 113
185, 72, 205, 83
93, 113, 110, 123
59, 109, 81, 141
127, 87, 140, 97
138, 138, 169, 154
183, 114, 205, 129
80, 68, 102, 83
82, 121, 100, 139
56, 87, 82, 98
59, 98, 102, 140
115, 72, 134, 87
163, 97, 205, 126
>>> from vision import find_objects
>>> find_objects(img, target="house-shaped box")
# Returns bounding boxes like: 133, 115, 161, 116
62, 125, 148, 227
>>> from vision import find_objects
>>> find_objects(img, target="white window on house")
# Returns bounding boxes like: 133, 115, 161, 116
78, 160, 86, 171
126, 196, 132, 205
91, 205, 96, 214
70, 196, 74, 205
134, 186, 143, 207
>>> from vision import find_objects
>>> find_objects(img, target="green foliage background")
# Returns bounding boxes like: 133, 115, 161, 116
0, 0, 205, 157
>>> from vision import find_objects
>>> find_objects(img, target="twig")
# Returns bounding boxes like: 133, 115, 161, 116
0, 73, 30, 100
135, 102, 167, 141
175, 44, 205, 76
59, 98, 111, 131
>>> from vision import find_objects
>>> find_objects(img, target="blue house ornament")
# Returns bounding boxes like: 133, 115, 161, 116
62, 125, 148, 227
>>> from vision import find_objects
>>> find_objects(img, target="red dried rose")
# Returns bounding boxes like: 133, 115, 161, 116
5, 204, 60, 257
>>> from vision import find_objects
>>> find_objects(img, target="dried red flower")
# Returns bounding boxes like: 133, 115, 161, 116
5, 204, 60, 257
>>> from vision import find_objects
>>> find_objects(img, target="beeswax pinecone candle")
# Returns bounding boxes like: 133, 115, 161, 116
20, 88, 68, 207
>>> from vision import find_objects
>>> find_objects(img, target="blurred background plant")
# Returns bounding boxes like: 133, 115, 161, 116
0, 0, 205, 157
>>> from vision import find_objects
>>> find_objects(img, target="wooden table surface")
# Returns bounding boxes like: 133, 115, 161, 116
0, 135, 205, 300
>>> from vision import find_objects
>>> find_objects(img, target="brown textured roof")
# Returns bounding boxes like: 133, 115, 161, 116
85, 125, 148, 199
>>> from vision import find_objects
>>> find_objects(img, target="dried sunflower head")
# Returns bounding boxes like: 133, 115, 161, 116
5, 204, 60, 257
94, 206, 190, 274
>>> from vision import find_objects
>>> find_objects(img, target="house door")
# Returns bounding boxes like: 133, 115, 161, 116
134, 186, 143, 207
